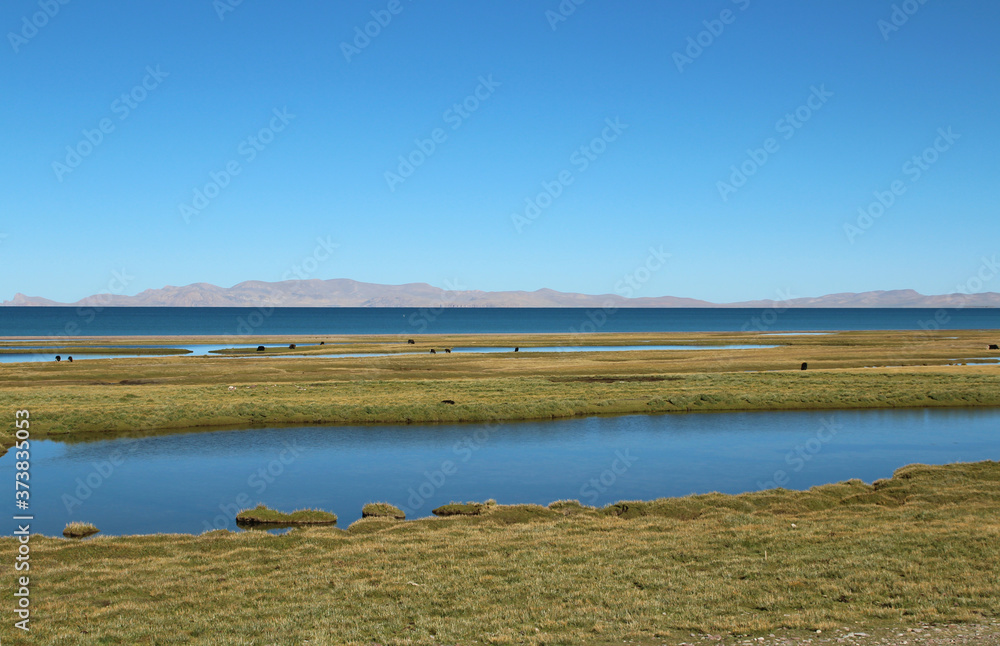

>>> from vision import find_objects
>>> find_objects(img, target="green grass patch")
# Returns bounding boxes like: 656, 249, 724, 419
361, 502, 406, 519
234, 504, 337, 526
62, 522, 99, 538
3, 330, 1000, 458
431, 502, 487, 516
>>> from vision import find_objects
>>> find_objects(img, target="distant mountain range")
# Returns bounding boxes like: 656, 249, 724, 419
3, 280, 999, 309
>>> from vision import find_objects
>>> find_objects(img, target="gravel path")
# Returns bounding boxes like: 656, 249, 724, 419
671, 623, 1000, 646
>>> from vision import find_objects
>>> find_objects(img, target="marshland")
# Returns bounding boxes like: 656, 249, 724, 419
2, 328, 999, 644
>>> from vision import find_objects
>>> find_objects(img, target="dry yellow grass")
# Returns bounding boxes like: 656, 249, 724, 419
2, 331, 999, 642
1, 330, 998, 453
2, 461, 999, 644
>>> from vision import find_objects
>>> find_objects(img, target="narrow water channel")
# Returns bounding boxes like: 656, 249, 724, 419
6, 407, 998, 536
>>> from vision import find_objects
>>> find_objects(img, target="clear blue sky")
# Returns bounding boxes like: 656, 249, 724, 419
2, 1, 998, 303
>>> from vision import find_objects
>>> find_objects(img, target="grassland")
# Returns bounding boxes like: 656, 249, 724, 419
1, 330, 999, 455
2, 330, 999, 642
2, 461, 999, 644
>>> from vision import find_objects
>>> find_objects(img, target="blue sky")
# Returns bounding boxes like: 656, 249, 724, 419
2, 0, 998, 303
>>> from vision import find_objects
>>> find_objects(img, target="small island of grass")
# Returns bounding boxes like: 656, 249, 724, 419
432, 501, 487, 516
234, 504, 337, 526
63, 522, 99, 538
361, 502, 405, 519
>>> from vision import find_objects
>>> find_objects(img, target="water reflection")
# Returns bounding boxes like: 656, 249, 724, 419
6, 408, 998, 537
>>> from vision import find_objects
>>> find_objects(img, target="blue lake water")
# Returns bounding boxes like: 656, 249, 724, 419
0, 343, 783, 363
7, 408, 998, 537
0, 344, 261, 363
1, 306, 998, 336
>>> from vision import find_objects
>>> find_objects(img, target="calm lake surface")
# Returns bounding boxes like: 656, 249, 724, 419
2, 306, 999, 336
0, 343, 782, 363
8, 408, 998, 536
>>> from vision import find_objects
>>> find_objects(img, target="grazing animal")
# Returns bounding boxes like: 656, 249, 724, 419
68, 356, 73, 362
289, 344, 296, 349
444, 348, 451, 353
320, 341, 325, 345
801, 362, 808, 371
441, 399, 455, 405
514, 347, 519, 352
430, 349, 436, 354
989, 344, 999, 350
407, 339, 415, 344
55, 355, 61, 362
257, 346, 265, 352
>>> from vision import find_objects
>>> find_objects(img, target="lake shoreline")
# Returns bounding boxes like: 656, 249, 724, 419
12, 396, 1000, 450
15, 406, 1000, 537
2, 329, 999, 452
6, 460, 999, 643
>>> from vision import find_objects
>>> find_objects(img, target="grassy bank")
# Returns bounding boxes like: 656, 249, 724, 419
3, 461, 999, 644
62, 522, 100, 538
235, 504, 338, 526
1, 330, 998, 452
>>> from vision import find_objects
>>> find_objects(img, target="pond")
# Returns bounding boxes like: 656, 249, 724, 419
7, 407, 999, 536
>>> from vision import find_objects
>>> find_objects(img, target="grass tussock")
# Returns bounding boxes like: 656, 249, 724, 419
431, 501, 488, 516
234, 504, 337, 526
361, 502, 406, 520
61, 522, 99, 538
5, 461, 1000, 644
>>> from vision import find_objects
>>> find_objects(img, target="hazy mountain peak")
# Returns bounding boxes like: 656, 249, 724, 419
3, 280, 998, 308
